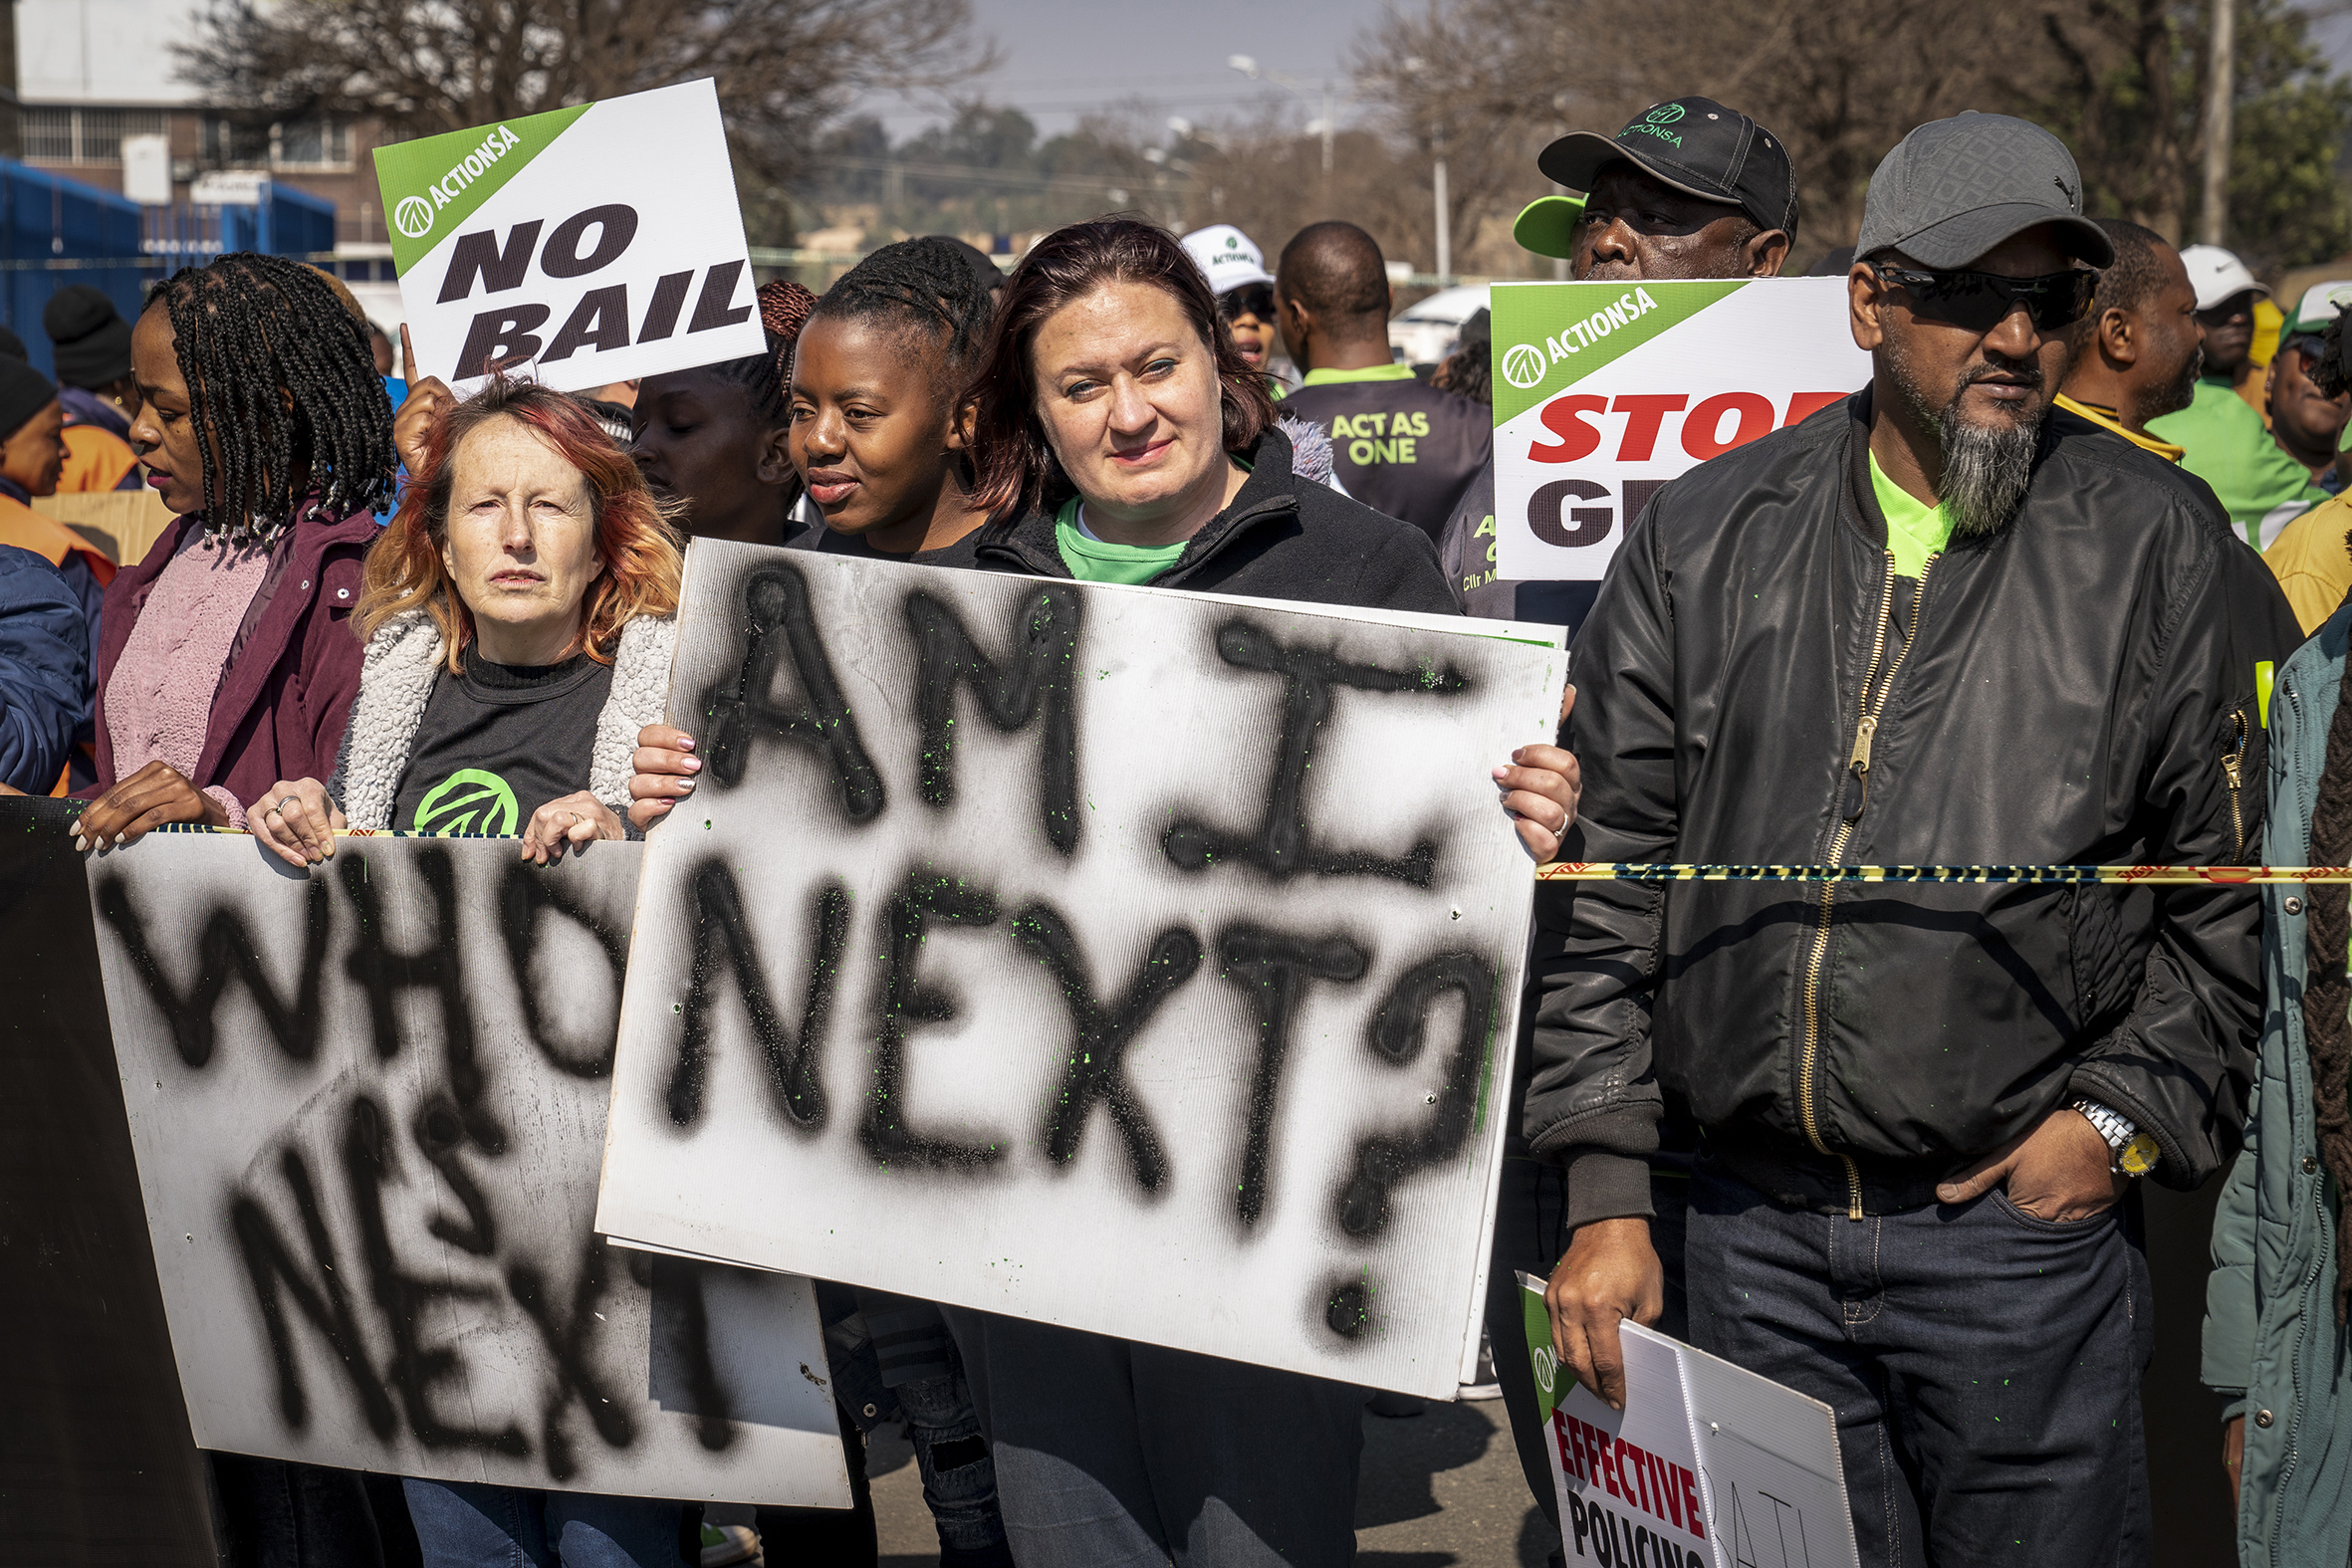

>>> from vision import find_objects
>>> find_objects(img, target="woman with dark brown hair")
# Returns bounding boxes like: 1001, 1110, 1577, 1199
948, 216, 1576, 1566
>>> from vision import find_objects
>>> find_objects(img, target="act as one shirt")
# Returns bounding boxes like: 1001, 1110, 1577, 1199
1054, 499, 1186, 584
391, 643, 614, 834
2147, 376, 2329, 550
1280, 362, 1491, 546
1867, 452, 1954, 578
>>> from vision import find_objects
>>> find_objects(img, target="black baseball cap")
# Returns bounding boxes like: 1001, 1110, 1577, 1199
1538, 97, 1799, 240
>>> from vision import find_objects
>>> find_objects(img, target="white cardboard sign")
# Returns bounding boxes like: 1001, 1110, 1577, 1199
595, 541, 1568, 1398
373, 79, 767, 392
1490, 278, 1869, 580
1521, 1276, 1859, 1568
89, 834, 849, 1505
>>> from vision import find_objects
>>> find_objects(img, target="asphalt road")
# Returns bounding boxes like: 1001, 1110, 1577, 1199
866, 1395, 1560, 1567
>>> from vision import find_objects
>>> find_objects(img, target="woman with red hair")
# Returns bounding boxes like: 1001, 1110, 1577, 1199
246, 376, 681, 875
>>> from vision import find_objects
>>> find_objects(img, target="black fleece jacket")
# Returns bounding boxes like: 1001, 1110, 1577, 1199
957, 426, 1458, 615
1525, 390, 2302, 1224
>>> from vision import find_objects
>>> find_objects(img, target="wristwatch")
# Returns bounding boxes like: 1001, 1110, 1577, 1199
2073, 1098, 2161, 1177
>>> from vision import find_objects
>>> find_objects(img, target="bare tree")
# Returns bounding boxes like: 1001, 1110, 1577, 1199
176, 0, 991, 240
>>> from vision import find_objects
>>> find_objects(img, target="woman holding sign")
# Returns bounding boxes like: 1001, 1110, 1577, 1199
246, 377, 677, 862
243, 376, 694, 1567
627, 216, 1578, 1568
67, 254, 397, 849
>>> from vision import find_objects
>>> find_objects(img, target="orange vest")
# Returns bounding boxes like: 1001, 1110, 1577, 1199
57, 424, 138, 494
0, 492, 118, 587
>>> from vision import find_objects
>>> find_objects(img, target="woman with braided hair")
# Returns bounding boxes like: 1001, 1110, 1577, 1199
783, 235, 998, 562
67, 250, 397, 850
631, 277, 818, 546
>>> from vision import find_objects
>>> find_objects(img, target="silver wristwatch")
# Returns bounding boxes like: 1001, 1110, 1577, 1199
2072, 1098, 2160, 1177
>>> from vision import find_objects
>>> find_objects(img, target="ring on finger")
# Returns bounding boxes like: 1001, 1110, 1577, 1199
278, 795, 300, 815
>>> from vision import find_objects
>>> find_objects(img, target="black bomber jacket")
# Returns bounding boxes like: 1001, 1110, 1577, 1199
1523, 389, 2304, 1224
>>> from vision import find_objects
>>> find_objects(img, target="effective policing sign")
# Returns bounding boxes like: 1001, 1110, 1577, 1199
1491, 278, 1867, 580
372, 79, 767, 391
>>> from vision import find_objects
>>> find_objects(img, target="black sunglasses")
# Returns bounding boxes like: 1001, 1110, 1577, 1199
1219, 284, 1277, 323
1872, 264, 2100, 334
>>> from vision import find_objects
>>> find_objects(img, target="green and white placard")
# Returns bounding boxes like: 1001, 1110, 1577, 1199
372, 79, 765, 392
1491, 277, 1867, 580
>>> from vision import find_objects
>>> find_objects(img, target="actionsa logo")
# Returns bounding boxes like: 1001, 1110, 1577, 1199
393, 195, 435, 240
1501, 340, 1548, 391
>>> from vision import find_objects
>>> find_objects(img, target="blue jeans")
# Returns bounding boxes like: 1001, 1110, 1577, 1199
400, 1478, 681, 1568
1685, 1160, 2152, 1568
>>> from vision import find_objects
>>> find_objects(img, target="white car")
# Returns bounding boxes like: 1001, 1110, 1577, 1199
1387, 284, 1492, 367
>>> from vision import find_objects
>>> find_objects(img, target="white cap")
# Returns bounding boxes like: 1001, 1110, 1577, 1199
2177, 244, 2268, 312
1180, 224, 1275, 295
2283, 280, 2352, 336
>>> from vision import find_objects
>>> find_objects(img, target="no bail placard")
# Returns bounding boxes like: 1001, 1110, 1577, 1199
373, 79, 767, 392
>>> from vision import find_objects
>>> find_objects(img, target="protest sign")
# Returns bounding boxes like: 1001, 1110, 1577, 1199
1490, 277, 1869, 580
373, 79, 766, 392
595, 540, 1567, 1398
88, 833, 848, 1505
1521, 1275, 1858, 1568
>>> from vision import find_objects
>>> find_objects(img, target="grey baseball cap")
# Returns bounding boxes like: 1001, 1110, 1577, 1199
1854, 112, 2113, 271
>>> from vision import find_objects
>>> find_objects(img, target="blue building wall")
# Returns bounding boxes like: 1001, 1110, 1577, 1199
0, 162, 341, 379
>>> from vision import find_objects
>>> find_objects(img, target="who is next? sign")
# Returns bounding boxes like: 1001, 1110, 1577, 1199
1490, 278, 1868, 580
372, 79, 767, 393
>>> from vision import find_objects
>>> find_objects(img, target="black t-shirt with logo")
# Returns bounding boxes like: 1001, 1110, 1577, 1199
1281, 364, 1492, 545
391, 643, 615, 835
1435, 466, 1599, 634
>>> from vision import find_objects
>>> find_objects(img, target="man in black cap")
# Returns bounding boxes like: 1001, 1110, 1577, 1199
1529, 112, 2296, 1562
1444, 99, 1800, 1546
1438, 95, 1797, 627
40, 284, 142, 492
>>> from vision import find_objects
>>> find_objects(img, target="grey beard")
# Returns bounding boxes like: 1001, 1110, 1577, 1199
1934, 402, 2038, 537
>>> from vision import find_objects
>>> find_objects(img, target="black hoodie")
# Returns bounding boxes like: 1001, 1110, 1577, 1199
958, 426, 1459, 616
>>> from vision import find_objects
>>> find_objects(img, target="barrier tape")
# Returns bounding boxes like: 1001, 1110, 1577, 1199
1531, 863, 2346, 885
86, 828, 2352, 882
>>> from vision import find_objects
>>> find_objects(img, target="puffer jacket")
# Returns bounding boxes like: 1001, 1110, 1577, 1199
2203, 601, 2352, 1567
1525, 388, 2303, 1225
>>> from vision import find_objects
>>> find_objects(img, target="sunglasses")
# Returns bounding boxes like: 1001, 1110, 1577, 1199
1219, 284, 1277, 324
1872, 265, 2099, 334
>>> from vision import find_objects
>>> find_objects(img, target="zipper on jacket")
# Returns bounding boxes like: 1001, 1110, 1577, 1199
2268, 1178, 2330, 1564
1800, 551, 1936, 1221
2222, 709, 2249, 863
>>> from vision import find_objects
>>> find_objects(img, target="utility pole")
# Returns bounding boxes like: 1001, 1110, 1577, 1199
2201, 0, 2236, 246
1433, 153, 1450, 285
1320, 80, 1333, 176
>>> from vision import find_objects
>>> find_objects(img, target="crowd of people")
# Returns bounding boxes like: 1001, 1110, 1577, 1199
11, 80, 2352, 1568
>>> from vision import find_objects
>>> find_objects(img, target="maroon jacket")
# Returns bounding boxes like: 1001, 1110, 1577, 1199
90, 504, 377, 804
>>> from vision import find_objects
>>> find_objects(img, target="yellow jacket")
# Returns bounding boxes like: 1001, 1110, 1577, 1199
2262, 492, 2352, 635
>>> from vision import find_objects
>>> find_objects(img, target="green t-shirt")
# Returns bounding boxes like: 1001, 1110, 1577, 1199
1867, 452, 1954, 578
2145, 376, 2330, 550
1054, 499, 1188, 585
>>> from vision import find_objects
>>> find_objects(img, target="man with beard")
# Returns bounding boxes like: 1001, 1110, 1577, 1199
1529, 112, 2300, 1566
2056, 219, 2204, 457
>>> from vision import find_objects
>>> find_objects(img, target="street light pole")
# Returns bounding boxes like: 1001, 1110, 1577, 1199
1433, 153, 1450, 284
1231, 56, 1346, 181
2201, 0, 2236, 246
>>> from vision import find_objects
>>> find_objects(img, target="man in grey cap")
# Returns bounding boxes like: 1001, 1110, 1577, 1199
1529, 112, 2295, 1562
